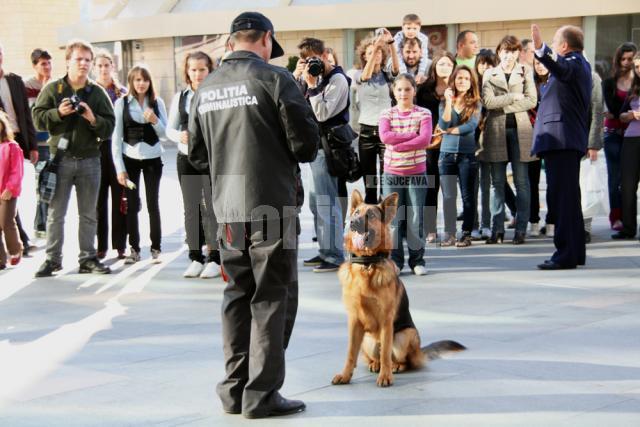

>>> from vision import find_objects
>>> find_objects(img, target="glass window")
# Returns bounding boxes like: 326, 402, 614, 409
595, 13, 640, 78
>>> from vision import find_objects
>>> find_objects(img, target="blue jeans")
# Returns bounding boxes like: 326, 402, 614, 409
488, 128, 530, 233
604, 131, 623, 223
473, 161, 491, 230
309, 149, 344, 264
46, 156, 101, 264
34, 145, 50, 232
439, 152, 478, 234
383, 173, 426, 269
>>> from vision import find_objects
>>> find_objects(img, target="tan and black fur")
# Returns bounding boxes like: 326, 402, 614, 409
332, 190, 465, 387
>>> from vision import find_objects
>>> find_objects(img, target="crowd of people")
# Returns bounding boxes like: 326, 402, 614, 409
0, 8, 639, 419
0, 13, 638, 278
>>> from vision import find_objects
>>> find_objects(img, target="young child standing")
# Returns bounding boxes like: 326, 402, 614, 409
0, 111, 24, 269
394, 14, 430, 76
379, 74, 432, 275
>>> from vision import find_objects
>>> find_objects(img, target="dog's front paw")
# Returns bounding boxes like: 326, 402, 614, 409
376, 371, 394, 387
368, 360, 380, 373
392, 363, 407, 373
332, 373, 352, 385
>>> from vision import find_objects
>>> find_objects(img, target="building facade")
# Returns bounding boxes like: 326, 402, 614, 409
1, 1, 639, 104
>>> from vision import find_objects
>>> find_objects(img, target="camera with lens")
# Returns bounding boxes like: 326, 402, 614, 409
305, 57, 324, 77
67, 94, 86, 115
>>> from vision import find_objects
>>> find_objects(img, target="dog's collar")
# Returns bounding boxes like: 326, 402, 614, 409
349, 253, 389, 266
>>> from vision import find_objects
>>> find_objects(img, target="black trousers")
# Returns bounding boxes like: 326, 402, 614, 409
358, 125, 386, 204
176, 153, 219, 264
216, 218, 298, 415
123, 156, 163, 252
97, 141, 127, 252
425, 148, 440, 234
543, 150, 585, 267
620, 137, 640, 236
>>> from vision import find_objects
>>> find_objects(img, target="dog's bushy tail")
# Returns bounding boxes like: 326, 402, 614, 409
421, 340, 466, 361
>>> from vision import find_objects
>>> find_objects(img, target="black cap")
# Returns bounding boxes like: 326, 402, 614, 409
230, 11, 284, 59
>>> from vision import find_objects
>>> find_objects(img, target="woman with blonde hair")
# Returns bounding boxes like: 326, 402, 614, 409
354, 29, 400, 204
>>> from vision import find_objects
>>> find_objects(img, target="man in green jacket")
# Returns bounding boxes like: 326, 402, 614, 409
32, 39, 115, 277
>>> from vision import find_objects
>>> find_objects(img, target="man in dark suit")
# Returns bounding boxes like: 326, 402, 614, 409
0, 43, 38, 254
530, 25, 591, 270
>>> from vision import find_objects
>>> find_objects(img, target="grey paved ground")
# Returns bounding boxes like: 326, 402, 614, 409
1, 147, 639, 426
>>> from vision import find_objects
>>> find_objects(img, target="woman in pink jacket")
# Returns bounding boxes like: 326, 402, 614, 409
379, 73, 432, 275
0, 111, 24, 268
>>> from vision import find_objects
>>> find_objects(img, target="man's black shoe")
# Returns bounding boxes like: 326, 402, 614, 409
35, 260, 63, 278
537, 260, 576, 270
303, 255, 323, 266
313, 261, 340, 273
611, 231, 635, 240
244, 394, 306, 419
79, 258, 111, 274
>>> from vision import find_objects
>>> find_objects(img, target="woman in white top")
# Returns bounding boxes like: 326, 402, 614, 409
167, 51, 221, 279
112, 64, 167, 264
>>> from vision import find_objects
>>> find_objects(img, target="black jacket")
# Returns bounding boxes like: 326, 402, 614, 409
1, 73, 37, 158
188, 51, 319, 223
602, 77, 628, 120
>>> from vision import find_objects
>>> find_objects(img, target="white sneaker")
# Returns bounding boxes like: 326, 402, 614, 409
200, 262, 222, 279
545, 224, 555, 237
413, 265, 428, 276
470, 229, 482, 240
481, 227, 492, 239
529, 223, 540, 237
183, 261, 204, 278
124, 249, 140, 265
151, 249, 162, 264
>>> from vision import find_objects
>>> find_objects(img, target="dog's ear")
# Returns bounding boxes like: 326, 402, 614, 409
380, 192, 399, 224
350, 189, 364, 215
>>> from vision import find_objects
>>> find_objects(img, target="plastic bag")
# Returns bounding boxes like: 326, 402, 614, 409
580, 155, 608, 218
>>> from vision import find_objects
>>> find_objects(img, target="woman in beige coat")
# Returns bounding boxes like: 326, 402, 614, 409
480, 35, 537, 244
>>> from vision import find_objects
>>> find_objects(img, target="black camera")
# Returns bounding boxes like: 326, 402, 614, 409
68, 94, 86, 115
305, 57, 324, 77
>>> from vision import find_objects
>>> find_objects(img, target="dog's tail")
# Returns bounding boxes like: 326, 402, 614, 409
421, 340, 466, 361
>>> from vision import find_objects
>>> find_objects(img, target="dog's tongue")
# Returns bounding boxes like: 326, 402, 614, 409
351, 233, 366, 250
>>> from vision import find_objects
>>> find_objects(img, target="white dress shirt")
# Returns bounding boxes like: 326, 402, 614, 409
166, 88, 194, 156
112, 94, 167, 174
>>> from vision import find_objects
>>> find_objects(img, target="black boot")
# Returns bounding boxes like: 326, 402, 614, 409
485, 232, 504, 244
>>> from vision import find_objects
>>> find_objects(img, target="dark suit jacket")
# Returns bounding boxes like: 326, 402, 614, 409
531, 45, 591, 156
2, 72, 37, 158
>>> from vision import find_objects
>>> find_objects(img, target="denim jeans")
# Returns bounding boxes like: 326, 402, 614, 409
604, 131, 623, 223
46, 156, 101, 264
34, 145, 50, 233
439, 152, 478, 234
309, 149, 344, 264
488, 128, 531, 233
473, 161, 491, 230
383, 173, 426, 269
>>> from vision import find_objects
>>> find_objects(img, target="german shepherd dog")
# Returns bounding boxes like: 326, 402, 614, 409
332, 190, 465, 387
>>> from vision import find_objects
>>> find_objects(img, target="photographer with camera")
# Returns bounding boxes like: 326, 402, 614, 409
32, 39, 115, 277
297, 37, 351, 272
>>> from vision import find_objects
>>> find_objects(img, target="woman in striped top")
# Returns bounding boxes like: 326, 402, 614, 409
379, 73, 432, 275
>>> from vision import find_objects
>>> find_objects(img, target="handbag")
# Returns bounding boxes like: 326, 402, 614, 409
321, 123, 362, 183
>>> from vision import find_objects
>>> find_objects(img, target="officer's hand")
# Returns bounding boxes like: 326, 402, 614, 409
79, 102, 96, 126
58, 99, 75, 117
143, 108, 158, 125
588, 149, 598, 161
531, 24, 543, 50
180, 131, 189, 145
293, 58, 306, 79
29, 149, 39, 165
117, 172, 129, 187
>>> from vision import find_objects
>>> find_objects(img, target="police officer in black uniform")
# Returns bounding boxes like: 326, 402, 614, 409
188, 11, 320, 419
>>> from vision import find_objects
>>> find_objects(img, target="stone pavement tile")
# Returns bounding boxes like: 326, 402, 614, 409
557, 396, 640, 427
